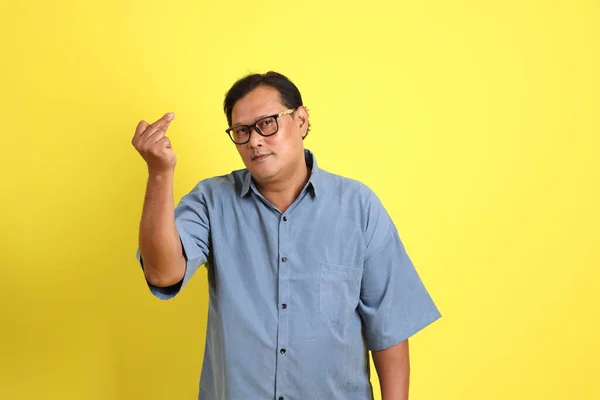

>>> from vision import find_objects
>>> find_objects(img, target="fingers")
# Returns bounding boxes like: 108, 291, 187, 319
132, 112, 175, 149
151, 129, 166, 144
143, 112, 175, 139
134, 120, 149, 139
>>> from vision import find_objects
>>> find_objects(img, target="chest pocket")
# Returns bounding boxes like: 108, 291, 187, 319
319, 262, 363, 326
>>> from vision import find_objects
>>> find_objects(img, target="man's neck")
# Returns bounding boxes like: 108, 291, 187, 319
256, 165, 311, 213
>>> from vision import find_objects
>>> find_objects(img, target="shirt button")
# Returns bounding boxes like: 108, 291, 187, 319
281, 257, 287, 262
280, 348, 286, 354
283, 216, 288, 221
281, 304, 287, 309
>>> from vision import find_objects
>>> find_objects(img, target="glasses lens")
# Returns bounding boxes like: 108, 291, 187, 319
231, 126, 249, 143
257, 117, 278, 135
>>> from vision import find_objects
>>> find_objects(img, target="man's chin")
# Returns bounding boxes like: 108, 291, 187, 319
249, 167, 277, 183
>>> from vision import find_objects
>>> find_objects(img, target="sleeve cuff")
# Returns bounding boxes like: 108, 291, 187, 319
367, 309, 442, 351
135, 220, 207, 300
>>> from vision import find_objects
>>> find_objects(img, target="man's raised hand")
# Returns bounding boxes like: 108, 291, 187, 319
132, 112, 177, 174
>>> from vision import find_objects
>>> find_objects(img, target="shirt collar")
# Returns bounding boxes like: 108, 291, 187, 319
240, 149, 323, 198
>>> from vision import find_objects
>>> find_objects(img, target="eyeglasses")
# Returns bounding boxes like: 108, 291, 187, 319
225, 108, 296, 145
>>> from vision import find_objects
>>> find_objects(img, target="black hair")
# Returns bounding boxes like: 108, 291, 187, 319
223, 71, 310, 138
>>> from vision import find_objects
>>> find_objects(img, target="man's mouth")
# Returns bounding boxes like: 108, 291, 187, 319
252, 153, 271, 161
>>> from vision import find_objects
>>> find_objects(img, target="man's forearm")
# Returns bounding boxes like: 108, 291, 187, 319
139, 171, 185, 287
372, 339, 410, 400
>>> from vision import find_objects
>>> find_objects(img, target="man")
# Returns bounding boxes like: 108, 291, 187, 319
132, 71, 441, 400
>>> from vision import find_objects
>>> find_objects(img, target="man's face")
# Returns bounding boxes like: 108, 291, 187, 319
230, 85, 307, 184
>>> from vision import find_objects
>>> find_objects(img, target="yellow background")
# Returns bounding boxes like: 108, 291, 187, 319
1, 0, 598, 399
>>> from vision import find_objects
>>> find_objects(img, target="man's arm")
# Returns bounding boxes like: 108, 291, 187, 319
372, 339, 410, 400
358, 187, 441, 399
132, 112, 186, 287
138, 170, 185, 287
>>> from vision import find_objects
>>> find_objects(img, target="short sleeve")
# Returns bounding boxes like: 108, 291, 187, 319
136, 181, 211, 300
357, 191, 441, 351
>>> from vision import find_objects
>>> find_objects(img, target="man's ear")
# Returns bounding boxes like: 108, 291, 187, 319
295, 106, 309, 137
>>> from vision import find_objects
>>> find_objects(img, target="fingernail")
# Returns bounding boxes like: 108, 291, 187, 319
166, 112, 175, 120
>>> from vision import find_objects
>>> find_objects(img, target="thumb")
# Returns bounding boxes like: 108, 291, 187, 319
164, 112, 175, 123
162, 112, 175, 131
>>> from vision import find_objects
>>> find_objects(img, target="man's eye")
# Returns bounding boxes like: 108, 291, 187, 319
258, 118, 276, 129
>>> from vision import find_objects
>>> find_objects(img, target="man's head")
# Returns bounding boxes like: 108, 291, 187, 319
223, 71, 310, 186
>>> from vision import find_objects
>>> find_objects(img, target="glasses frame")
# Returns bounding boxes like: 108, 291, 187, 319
225, 108, 296, 145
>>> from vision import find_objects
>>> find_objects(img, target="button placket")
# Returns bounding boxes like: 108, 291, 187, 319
275, 212, 290, 398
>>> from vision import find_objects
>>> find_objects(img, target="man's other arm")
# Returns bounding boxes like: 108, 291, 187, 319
372, 339, 410, 400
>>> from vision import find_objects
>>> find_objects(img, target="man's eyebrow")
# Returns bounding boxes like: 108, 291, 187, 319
232, 113, 273, 128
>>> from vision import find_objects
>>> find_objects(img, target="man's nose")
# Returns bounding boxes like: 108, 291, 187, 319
247, 126, 264, 148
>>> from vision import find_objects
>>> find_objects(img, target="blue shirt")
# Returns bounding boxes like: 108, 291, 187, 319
136, 149, 441, 400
